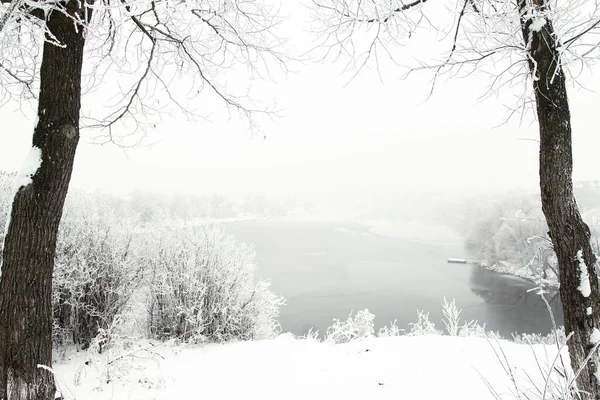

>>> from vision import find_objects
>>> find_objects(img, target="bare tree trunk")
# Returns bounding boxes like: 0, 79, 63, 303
518, 1, 600, 397
0, 8, 86, 400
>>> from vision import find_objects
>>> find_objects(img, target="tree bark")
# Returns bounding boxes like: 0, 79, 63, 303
518, 1, 600, 398
0, 8, 86, 400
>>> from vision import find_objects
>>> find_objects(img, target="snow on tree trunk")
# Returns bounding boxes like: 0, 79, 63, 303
518, 0, 600, 397
0, 8, 86, 400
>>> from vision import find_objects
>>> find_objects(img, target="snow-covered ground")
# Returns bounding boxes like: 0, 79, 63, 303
53, 334, 568, 400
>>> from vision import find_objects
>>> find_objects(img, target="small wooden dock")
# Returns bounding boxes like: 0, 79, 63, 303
447, 258, 482, 264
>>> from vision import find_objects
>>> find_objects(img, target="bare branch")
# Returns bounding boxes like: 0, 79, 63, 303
0, 0, 24, 34
1, 0, 288, 145
564, 17, 600, 47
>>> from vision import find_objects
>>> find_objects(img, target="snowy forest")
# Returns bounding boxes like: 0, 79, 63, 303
456, 182, 600, 285
2, 0, 600, 399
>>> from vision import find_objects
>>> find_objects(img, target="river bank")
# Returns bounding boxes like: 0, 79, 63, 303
479, 260, 560, 289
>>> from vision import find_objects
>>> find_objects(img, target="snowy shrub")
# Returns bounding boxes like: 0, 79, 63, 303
512, 326, 566, 346
302, 328, 321, 341
459, 321, 498, 338
407, 311, 442, 336
52, 192, 144, 348
492, 217, 551, 273
324, 309, 375, 344
440, 297, 490, 337
377, 320, 404, 337
461, 194, 561, 281
442, 297, 463, 336
145, 224, 283, 343
2, 176, 285, 347
75, 317, 166, 392
0, 180, 143, 347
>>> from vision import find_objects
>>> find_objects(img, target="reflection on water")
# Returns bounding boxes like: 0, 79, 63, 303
468, 266, 563, 336
225, 218, 564, 338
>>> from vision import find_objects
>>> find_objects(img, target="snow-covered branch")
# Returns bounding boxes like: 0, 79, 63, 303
0, 0, 288, 143
312, 0, 600, 110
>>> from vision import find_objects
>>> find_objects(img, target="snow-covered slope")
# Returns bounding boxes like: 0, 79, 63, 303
53, 335, 567, 400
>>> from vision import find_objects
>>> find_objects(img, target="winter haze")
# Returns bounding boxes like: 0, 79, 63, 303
0, 1, 599, 197
2, 0, 600, 398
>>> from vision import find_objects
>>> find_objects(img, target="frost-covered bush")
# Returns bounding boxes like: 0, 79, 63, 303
407, 311, 442, 336
512, 326, 566, 346
145, 225, 283, 343
377, 320, 404, 337
440, 298, 499, 338
53, 193, 144, 348
302, 328, 321, 341
73, 317, 167, 393
442, 297, 463, 336
492, 217, 550, 271
1, 174, 285, 347
0, 177, 142, 347
461, 194, 557, 278
440, 297, 486, 337
324, 309, 375, 344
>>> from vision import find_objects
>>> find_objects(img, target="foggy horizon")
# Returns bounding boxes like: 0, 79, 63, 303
1, 0, 600, 198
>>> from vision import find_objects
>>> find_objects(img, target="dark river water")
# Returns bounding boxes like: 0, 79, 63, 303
225, 217, 563, 338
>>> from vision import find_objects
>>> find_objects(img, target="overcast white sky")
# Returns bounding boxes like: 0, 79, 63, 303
1, 1, 599, 198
